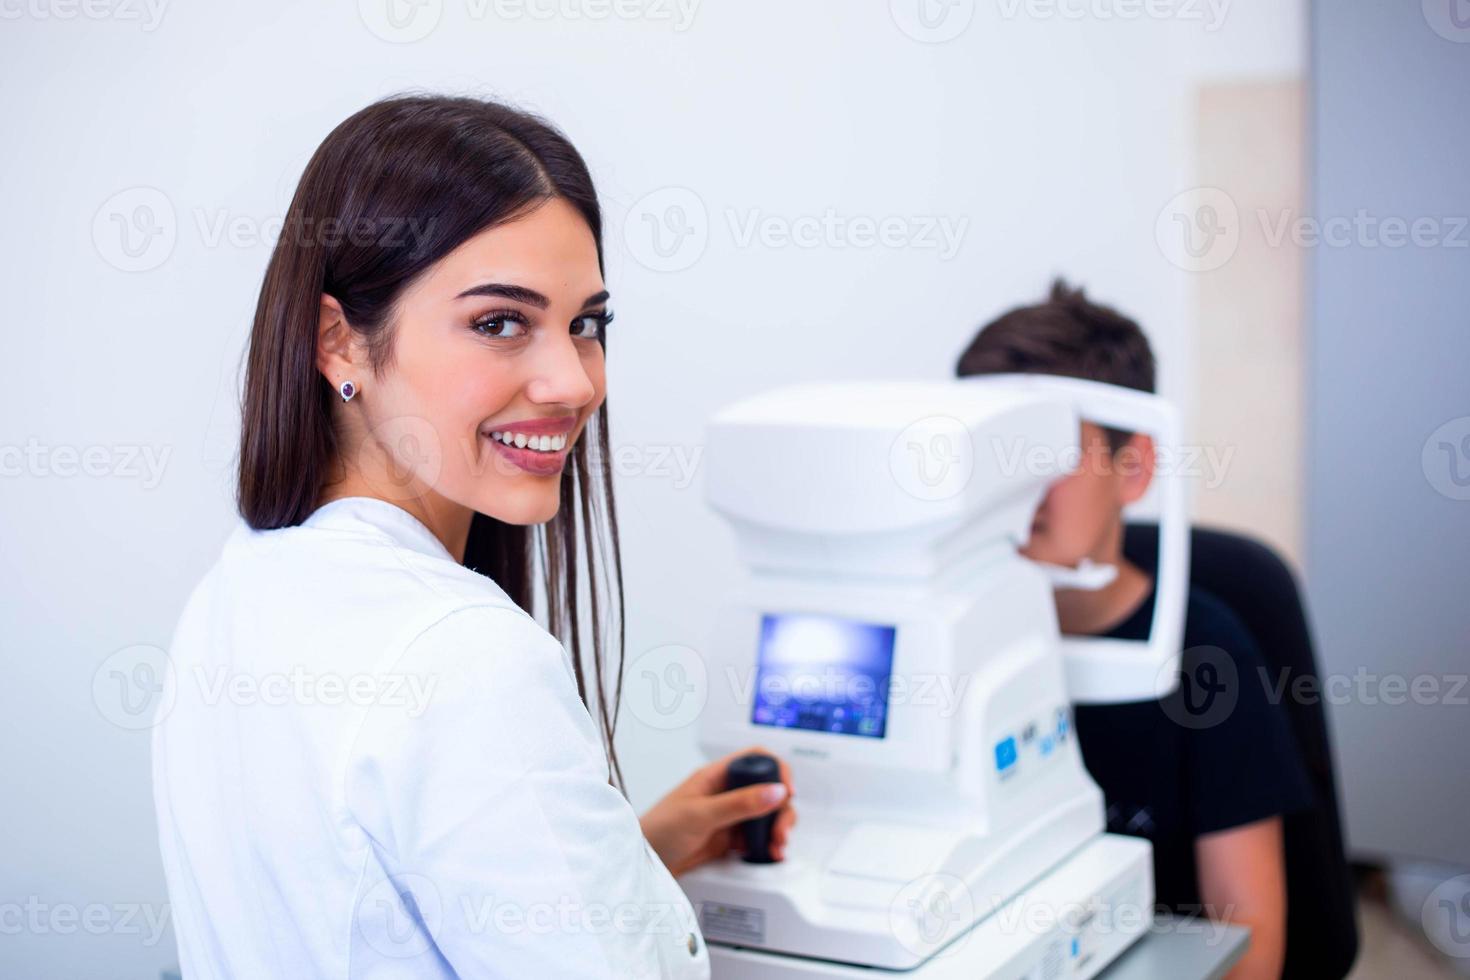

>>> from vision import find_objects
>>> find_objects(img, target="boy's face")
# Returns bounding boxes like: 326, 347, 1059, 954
1020, 421, 1155, 567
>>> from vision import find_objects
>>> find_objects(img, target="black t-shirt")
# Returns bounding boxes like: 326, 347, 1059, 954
1071, 585, 1314, 915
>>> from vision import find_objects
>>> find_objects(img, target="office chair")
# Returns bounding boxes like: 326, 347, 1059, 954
1123, 522, 1360, 979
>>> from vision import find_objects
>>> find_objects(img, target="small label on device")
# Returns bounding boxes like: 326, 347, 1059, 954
698, 901, 766, 945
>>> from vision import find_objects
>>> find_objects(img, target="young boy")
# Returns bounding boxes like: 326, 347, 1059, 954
956, 280, 1313, 980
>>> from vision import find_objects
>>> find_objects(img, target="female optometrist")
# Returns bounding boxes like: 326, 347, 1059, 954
150, 95, 795, 979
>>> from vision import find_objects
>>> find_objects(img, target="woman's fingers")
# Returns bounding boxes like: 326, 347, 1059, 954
770, 801, 797, 858
688, 744, 775, 794
699, 780, 788, 829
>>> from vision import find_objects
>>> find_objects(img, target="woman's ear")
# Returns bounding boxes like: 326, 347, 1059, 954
316, 294, 355, 382
1115, 432, 1156, 506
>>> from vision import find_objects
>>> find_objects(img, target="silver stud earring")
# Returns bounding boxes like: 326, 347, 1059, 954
339, 380, 357, 402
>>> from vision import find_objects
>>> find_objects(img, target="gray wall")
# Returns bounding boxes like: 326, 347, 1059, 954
1308, 0, 1470, 866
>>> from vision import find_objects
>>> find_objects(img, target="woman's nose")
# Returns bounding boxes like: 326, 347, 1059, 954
524, 333, 597, 409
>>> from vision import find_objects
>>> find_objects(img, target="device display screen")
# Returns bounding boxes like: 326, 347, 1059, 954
750, 612, 897, 739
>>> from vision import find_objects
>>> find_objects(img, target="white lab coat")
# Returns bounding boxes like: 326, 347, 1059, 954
152, 495, 709, 979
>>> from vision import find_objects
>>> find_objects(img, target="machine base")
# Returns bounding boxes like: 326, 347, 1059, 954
704, 834, 1153, 979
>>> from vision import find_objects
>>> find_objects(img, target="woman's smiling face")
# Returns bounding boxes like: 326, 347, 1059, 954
326, 196, 609, 526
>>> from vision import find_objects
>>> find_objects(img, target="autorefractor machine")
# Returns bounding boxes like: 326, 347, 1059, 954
679, 374, 1190, 979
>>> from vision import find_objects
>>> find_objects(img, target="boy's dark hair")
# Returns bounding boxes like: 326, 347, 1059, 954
955, 278, 1156, 453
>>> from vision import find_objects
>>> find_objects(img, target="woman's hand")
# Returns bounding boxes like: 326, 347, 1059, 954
640, 746, 797, 878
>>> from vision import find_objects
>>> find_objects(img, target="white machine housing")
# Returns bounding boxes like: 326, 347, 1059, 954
681, 376, 1187, 976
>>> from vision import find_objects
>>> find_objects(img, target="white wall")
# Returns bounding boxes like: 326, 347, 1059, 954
0, 3, 1301, 975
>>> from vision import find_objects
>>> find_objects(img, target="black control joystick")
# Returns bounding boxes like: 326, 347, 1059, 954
725, 752, 783, 864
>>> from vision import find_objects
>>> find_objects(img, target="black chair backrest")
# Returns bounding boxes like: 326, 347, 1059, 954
1123, 522, 1359, 979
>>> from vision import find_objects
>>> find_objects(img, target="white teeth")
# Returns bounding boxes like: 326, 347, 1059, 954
486, 430, 571, 453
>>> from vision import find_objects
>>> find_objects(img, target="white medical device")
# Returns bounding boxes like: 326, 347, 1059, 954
680, 375, 1190, 978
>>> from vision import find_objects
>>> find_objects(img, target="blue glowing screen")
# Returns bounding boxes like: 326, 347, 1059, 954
750, 612, 897, 739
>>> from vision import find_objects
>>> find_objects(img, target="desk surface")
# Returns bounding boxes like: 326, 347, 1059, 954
1101, 922, 1250, 980
161, 922, 1249, 980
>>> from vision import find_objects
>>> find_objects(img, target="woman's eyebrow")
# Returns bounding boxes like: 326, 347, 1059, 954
455, 282, 610, 310
455, 282, 548, 307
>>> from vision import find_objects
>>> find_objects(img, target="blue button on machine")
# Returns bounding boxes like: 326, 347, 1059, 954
994, 736, 1018, 772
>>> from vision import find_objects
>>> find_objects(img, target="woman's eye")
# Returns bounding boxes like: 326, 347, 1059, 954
572, 310, 613, 340
471, 312, 528, 338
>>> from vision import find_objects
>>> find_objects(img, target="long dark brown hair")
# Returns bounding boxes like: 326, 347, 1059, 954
236, 94, 626, 787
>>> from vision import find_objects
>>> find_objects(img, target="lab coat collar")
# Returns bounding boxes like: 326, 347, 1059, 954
303, 495, 456, 564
